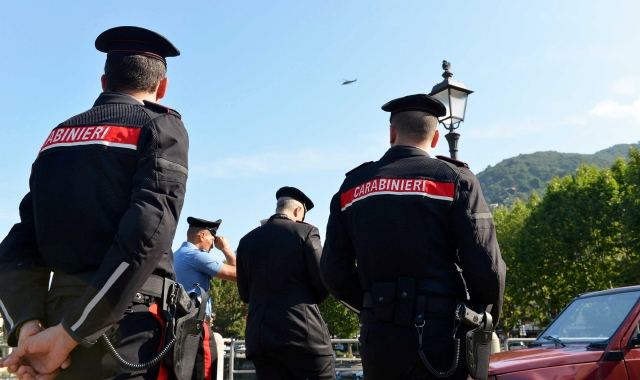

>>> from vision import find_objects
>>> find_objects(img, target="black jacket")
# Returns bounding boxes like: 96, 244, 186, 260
321, 145, 505, 325
0, 92, 188, 346
236, 214, 333, 357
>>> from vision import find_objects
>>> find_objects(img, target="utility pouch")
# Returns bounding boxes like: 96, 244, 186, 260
371, 282, 396, 322
394, 277, 416, 326
466, 306, 493, 380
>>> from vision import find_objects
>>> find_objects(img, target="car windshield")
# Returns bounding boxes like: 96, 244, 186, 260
534, 290, 640, 344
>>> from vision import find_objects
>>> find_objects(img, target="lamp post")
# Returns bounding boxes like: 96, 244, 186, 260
429, 60, 473, 160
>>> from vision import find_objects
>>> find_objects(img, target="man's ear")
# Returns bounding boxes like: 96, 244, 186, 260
390, 125, 397, 146
156, 77, 168, 101
101, 75, 107, 91
431, 129, 440, 148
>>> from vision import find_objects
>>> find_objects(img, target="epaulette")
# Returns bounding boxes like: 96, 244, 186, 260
436, 155, 469, 169
296, 221, 314, 227
143, 100, 182, 120
345, 161, 374, 177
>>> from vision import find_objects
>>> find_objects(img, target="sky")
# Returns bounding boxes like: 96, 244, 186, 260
1, 1, 639, 261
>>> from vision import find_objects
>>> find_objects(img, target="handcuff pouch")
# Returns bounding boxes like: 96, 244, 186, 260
394, 277, 416, 326
371, 282, 396, 322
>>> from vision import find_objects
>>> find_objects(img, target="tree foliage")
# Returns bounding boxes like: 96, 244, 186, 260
494, 147, 640, 331
209, 277, 247, 338
318, 295, 360, 338
478, 143, 638, 206
493, 196, 538, 331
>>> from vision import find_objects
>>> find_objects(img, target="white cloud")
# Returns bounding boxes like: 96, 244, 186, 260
610, 76, 640, 96
589, 98, 640, 122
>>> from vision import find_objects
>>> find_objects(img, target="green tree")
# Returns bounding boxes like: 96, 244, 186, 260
503, 165, 626, 324
209, 277, 247, 338
614, 147, 640, 282
492, 148, 640, 333
318, 295, 360, 338
493, 195, 538, 332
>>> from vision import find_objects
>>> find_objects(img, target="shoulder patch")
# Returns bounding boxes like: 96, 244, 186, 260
345, 161, 374, 177
143, 100, 182, 120
436, 155, 469, 169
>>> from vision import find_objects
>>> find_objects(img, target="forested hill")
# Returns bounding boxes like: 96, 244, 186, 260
477, 142, 640, 206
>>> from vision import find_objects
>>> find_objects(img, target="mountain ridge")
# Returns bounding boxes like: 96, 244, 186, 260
477, 142, 640, 206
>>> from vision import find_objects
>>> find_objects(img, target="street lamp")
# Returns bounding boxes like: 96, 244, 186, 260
429, 60, 473, 160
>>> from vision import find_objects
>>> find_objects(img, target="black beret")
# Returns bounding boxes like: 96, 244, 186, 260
187, 217, 222, 235
276, 186, 314, 212
381, 94, 446, 122
95, 26, 180, 65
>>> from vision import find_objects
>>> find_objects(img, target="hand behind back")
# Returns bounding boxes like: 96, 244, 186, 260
2, 324, 76, 380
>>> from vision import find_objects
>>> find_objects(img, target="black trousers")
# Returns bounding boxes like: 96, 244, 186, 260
47, 297, 171, 380
250, 347, 336, 380
359, 321, 471, 380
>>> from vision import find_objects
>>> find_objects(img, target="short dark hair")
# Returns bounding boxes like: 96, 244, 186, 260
391, 111, 438, 141
187, 226, 208, 238
104, 54, 166, 93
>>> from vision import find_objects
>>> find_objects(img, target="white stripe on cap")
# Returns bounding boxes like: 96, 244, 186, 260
71, 262, 130, 331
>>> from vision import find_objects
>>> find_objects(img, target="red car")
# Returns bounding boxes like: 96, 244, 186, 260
489, 286, 640, 379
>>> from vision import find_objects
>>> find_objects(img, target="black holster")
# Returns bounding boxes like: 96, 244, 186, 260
465, 307, 493, 380
162, 282, 208, 380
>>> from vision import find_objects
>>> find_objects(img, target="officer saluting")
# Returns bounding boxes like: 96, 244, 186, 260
321, 94, 506, 380
0, 27, 188, 379
174, 217, 237, 380
236, 187, 335, 380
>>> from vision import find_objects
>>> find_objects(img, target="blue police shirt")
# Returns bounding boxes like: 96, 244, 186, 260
174, 241, 223, 315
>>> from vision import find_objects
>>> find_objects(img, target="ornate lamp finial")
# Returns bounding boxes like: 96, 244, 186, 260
442, 60, 453, 79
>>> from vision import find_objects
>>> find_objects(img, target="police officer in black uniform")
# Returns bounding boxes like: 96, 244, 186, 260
0, 26, 188, 380
236, 187, 335, 380
321, 94, 505, 380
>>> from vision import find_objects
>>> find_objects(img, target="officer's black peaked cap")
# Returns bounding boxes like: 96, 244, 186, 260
95, 26, 180, 65
276, 187, 314, 212
382, 94, 447, 122
187, 217, 222, 235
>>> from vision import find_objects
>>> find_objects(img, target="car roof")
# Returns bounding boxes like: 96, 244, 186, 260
578, 285, 640, 298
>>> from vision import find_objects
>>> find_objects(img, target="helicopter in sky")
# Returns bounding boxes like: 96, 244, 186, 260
342, 78, 357, 85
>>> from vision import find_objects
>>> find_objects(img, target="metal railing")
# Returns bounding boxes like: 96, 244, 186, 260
503, 338, 536, 351
228, 338, 360, 380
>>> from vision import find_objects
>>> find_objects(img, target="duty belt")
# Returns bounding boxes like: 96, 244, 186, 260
360, 277, 461, 326
49, 271, 172, 303
361, 277, 493, 379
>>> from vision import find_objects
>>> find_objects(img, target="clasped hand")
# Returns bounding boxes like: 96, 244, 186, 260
1, 322, 77, 380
